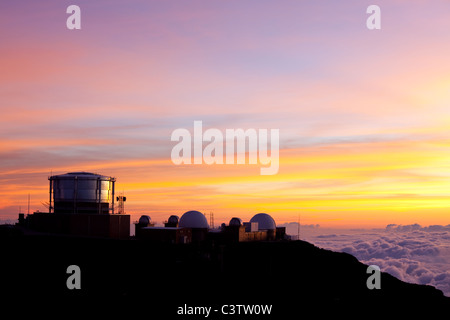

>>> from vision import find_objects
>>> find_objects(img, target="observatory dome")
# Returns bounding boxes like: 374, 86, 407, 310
179, 211, 209, 229
138, 215, 151, 225
250, 213, 276, 230
229, 217, 242, 227
168, 215, 179, 224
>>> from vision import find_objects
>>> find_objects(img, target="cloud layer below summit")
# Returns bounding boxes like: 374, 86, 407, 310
292, 224, 450, 297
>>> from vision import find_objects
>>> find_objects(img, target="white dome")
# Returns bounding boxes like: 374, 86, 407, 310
179, 211, 209, 229
250, 213, 276, 230
138, 215, 151, 224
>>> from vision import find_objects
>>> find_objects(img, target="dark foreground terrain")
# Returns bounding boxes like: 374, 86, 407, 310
1, 229, 448, 317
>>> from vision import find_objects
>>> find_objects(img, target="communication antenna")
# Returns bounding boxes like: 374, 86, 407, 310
49, 169, 53, 213
210, 211, 215, 229
297, 213, 300, 240
28, 193, 30, 215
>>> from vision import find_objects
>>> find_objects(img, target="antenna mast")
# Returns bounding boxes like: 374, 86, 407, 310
116, 192, 126, 214
210, 211, 214, 229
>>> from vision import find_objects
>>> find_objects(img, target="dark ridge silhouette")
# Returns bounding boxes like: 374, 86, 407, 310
1, 229, 448, 317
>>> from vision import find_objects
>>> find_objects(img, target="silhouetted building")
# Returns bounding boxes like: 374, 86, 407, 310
134, 215, 155, 238
165, 215, 180, 227
135, 212, 286, 244
49, 172, 116, 214
136, 226, 191, 244
17, 172, 129, 239
135, 211, 208, 243
23, 211, 129, 239
214, 213, 284, 243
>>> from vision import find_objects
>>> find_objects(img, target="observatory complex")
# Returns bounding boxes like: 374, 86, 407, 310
135, 211, 286, 244
16, 172, 286, 243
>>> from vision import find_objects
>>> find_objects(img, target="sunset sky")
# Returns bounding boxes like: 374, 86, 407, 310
1, 0, 450, 227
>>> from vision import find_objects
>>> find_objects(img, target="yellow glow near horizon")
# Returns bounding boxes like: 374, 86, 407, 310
4, 137, 448, 228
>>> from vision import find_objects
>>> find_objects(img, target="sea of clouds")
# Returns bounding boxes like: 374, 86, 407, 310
280, 223, 450, 297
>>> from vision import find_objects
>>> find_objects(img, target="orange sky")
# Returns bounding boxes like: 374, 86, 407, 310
1, 1, 450, 228
4, 137, 450, 228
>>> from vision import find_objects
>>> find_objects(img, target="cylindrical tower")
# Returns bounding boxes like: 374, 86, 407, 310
49, 172, 116, 214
